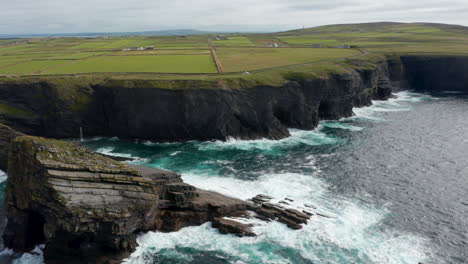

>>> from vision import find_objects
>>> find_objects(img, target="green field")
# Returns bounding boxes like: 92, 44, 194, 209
217, 48, 361, 72
0, 60, 71, 74
1, 22, 468, 77
213, 36, 254, 46
45, 55, 218, 74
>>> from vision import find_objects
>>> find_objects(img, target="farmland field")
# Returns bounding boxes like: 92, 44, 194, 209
0, 60, 71, 74
45, 55, 218, 74
217, 47, 361, 72
212, 36, 253, 46
0, 22, 468, 77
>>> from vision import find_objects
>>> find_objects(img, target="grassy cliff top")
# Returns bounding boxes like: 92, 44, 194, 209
0, 22, 467, 83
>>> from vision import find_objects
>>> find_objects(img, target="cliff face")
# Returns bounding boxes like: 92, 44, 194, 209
401, 56, 468, 92
0, 56, 466, 142
0, 123, 24, 172
3, 136, 158, 262
0, 60, 396, 142
2, 135, 249, 263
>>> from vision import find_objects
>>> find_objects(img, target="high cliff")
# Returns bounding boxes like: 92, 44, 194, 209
0, 56, 466, 142
0, 56, 407, 142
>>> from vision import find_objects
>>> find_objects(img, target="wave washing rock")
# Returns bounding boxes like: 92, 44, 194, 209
1, 135, 250, 263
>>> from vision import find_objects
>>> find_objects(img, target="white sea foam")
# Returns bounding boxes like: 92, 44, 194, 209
197, 127, 340, 152
0, 245, 45, 264
124, 169, 430, 264
320, 121, 364, 131
95, 147, 150, 163
352, 91, 433, 120
123, 92, 433, 264
0, 169, 6, 183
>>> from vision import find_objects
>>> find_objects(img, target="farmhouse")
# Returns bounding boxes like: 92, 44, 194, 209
267, 43, 280, 48
311, 44, 323, 48
122, 46, 155, 51
216, 35, 227, 41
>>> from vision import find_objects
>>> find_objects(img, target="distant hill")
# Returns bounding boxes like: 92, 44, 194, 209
0, 29, 212, 39
276, 22, 468, 35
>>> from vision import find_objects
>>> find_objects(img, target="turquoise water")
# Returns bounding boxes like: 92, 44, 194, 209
80, 92, 435, 264
5, 91, 465, 264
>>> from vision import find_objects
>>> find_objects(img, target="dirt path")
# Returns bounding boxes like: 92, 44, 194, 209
208, 38, 224, 73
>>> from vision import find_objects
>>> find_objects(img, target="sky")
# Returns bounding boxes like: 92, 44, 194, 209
1, 0, 468, 34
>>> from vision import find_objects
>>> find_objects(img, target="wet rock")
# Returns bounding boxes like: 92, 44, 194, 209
250, 194, 273, 204
316, 213, 332, 219
248, 198, 311, 230
212, 218, 256, 237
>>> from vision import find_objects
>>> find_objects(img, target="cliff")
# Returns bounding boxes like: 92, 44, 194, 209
0, 55, 466, 142
400, 56, 468, 92
0, 57, 399, 142
2, 135, 249, 263
0, 123, 24, 172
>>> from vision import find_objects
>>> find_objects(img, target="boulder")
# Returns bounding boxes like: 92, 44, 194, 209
212, 218, 256, 237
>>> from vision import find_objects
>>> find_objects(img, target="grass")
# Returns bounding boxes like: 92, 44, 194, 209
213, 37, 253, 46
279, 38, 340, 45
0, 103, 33, 116
0, 22, 468, 79
217, 48, 361, 72
0, 60, 71, 74
49, 52, 108, 59
0, 59, 29, 68
45, 55, 218, 74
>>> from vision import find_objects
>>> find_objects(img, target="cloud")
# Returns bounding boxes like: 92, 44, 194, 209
1, 0, 467, 34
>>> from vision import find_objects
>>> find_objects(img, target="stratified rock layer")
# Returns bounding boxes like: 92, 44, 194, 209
2, 136, 249, 263
3, 136, 158, 262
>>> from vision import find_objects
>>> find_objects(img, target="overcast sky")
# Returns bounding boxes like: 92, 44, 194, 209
1, 0, 468, 34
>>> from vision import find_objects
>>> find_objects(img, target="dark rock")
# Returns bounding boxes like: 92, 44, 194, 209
316, 213, 332, 219
212, 218, 256, 237
278, 216, 303, 230
3, 136, 158, 263
2, 136, 250, 263
302, 210, 314, 216
0, 123, 24, 171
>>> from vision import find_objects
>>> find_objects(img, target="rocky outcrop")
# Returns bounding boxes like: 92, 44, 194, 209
3, 136, 158, 263
0, 123, 24, 172
212, 218, 256, 237
2, 136, 249, 263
